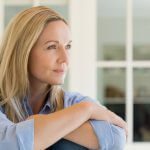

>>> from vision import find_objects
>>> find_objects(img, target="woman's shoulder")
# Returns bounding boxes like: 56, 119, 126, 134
63, 91, 98, 108
64, 91, 89, 101
64, 91, 82, 98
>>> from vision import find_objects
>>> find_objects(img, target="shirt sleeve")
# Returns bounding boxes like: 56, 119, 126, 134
0, 108, 34, 150
64, 92, 126, 150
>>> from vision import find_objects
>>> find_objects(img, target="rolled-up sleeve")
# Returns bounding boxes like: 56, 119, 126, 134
89, 120, 126, 150
64, 92, 126, 150
0, 110, 34, 150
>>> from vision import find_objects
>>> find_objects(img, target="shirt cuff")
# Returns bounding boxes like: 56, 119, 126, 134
89, 120, 114, 150
89, 120, 126, 150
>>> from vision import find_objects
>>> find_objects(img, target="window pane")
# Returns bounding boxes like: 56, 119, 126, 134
97, 68, 126, 119
47, 5, 68, 21
97, 0, 126, 61
134, 69, 150, 141
133, 0, 150, 60
134, 69, 150, 101
4, 5, 32, 27
39, 0, 68, 21
134, 104, 150, 141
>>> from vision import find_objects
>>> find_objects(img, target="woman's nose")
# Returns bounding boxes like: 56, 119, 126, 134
58, 47, 69, 64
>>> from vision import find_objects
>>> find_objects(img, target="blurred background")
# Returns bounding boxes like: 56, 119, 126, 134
0, 0, 150, 149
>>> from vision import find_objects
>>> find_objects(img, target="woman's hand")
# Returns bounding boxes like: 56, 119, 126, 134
86, 101, 128, 137
106, 108, 128, 137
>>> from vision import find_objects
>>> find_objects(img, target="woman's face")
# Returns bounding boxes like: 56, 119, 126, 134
28, 20, 71, 86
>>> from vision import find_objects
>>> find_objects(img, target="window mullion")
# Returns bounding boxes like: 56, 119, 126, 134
126, 0, 133, 144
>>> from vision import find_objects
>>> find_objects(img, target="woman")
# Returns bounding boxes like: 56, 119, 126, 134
0, 6, 127, 150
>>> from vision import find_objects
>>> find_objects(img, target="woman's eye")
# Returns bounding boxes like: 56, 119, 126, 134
47, 45, 57, 50
66, 44, 71, 50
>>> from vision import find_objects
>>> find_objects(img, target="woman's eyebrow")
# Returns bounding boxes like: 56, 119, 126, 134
67, 40, 72, 44
44, 40, 59, 45
44, 40, 72, 45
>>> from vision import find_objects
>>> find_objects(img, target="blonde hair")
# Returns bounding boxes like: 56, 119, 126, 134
0, 6, 66, 122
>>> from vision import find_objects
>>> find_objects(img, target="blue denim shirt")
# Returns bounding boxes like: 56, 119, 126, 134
0, 92, 126, 150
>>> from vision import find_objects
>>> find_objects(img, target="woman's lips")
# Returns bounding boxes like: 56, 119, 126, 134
53, 69, 65, 75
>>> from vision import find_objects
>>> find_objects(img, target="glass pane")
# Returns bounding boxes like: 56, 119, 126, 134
47, 5, 68, 21
97, 68, 126, 119
134, 69, 150, 101
134, 69, 150, 141
133, 0, 150, 60
134, 104, 150, 141
97, 0, 126, 61
39, 0, 68, 21
4, 5, 32, 27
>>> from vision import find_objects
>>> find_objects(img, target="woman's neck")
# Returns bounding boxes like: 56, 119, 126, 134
28, 82, 50, 114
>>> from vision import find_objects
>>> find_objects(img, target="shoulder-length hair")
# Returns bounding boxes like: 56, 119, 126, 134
0, 6, 67, 122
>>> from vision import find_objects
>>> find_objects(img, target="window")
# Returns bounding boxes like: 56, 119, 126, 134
96, 0, 150, 149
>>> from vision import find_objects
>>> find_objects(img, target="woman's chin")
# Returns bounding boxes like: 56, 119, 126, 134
50, 78, 65, 85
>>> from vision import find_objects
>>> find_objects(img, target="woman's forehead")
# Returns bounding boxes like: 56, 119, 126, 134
38, 20, 71, 45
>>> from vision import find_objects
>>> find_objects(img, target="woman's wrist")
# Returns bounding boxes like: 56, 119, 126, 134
107, 109, 127, 128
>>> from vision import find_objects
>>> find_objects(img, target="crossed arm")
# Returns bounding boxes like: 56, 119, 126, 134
63, 105, 127, 150
32, 102, 127, 150
64, 119, 127, 150
0, 101, 127, 150
64, 121, 99, 150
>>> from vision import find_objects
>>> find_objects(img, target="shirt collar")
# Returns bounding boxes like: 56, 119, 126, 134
23, 95, 51, 115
